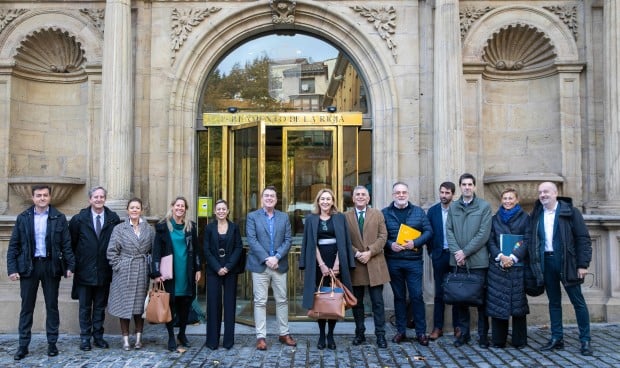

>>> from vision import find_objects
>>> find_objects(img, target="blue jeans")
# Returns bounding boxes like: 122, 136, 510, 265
544, 254, 591, 342
387, 258, 426, 336
432, 249, 457, 330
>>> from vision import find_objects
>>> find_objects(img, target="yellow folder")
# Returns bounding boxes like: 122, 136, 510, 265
396, 224, 422, 245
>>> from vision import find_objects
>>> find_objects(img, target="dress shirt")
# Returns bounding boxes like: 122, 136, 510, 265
543, 202, 558, 252
92, 210, 104, 231
441, 206, 449, 250
34, 208, 49, 257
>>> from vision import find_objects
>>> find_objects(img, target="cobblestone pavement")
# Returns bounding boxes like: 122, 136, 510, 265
1, 322, 619, 367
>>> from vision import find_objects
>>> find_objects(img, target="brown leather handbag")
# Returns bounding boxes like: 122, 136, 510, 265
145, 281, 172, 324
307, 273, 346, 320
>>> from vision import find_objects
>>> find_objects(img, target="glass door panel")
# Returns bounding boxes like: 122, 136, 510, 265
282, 127, 336, 318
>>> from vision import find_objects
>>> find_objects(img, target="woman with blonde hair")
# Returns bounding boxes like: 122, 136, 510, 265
151, 196, 201, 351
300, 188, 355, 350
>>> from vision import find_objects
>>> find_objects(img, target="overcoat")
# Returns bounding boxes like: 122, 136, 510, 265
344, 208, 390, 287
151, 220, 201, 298
299, 213, 355, 310
486, 208, 530, 319
107, 218, 155, 319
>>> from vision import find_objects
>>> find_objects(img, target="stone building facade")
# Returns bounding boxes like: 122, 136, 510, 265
0, 0, 619, 333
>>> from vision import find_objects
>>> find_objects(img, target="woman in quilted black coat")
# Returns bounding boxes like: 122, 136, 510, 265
486, 188, 530, 348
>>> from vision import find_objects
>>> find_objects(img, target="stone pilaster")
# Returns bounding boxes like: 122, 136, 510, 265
433, 0, 465, 185
101, 0, 133, 212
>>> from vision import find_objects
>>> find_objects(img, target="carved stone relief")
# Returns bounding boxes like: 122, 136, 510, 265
14, 28, 86, 73
0, 9, 28, 35
351, 5, 397, 62
270, 0, 296, 24
460, 6, 494, 40
543, 5, 578, 40
482, 24, 556, 75
170, 7, 221, 65
79, 8, 105, 34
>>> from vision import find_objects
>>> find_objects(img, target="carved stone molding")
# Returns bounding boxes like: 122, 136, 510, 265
482, 24, 556, 74
8, 176, 86, 206
171, 7, 221, 65
0, 9, 28, 35
543, 5, 578, 40
460, 6, 494, 40
270, 0, 296, 24
14, 28, 86, 74
79, 8, 105, 34
351, 5, 397, 62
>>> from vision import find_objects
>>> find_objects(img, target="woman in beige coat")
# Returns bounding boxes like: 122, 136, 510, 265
344, 185, 390, 348
107, 198, 155, 351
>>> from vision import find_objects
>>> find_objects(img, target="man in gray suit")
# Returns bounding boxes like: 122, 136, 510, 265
246, 186, 296, 350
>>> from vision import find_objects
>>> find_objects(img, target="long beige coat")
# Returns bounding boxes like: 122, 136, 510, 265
345, 208, 390, 287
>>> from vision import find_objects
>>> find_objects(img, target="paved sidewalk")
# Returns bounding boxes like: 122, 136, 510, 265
1, 321, 619, 367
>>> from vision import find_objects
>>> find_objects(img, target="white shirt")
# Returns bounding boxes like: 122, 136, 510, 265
543, 203, 558, 252
92, 210, 104, 230
441, 206, 449, 249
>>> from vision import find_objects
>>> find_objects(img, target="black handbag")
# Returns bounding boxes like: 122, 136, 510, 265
443, 267, 485, 306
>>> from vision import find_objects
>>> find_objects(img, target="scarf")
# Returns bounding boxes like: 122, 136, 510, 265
499, 204, 521, 224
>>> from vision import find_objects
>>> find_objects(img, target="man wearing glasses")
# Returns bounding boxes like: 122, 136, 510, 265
382, 182, 433, 346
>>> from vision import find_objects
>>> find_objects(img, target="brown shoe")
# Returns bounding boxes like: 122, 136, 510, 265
256, 338, 267, 350
429, 328, 443, 340
454, 327, 461, 339
278, 334, 297, 347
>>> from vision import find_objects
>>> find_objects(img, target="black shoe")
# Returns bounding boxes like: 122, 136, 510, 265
13, 347, 28, 361
376, 335, 387, 349
479, 335, 489, 349
417, 334, 429, 347
454, 334, 471, 347
352, 335, 366, 346
177, 334, 191, 348
581, 341, 593, 356
392, 333, 407, 344
540, 338, 564, 351
327, 335, 336, 350
48, 343, 59, 357
93, 338, 109, 349
317, 336, 326, 350
168, 336, 177, 352
79, 338, 92, 351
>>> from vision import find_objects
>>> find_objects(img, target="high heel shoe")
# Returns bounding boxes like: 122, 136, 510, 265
134, 332, 143, 349
177, 334, 191, 348
327, 336, 336, 350
167, 336, 177, 352
122, 335, 131, 351
317, 336, 326, 350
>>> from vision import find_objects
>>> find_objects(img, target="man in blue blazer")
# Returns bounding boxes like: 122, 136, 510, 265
246, 186, 296, 350
426, 181, 458, 340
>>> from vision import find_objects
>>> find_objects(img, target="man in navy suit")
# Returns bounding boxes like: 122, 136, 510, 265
246, 186, 296, 350
426, 181, 458, 340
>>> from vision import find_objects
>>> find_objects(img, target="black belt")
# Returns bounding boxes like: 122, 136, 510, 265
442, 248, 450, 253
34, 256, 48, 261
544, 251, 554, 256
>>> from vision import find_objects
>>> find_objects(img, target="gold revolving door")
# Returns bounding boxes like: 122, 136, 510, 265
198, 112, 361, 323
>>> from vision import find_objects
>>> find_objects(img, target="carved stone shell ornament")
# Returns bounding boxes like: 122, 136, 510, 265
482, 24, 556, 72
14, 28, 86, 74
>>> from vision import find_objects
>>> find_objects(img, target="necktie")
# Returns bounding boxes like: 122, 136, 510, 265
96, 215, 102, 238
358, 210, 364, 235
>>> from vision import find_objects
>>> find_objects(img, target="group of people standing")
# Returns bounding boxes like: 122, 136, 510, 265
6, 173, 594, 360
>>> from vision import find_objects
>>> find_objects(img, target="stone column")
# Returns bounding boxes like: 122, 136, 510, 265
433, 0, 465, 186
601, 0, 620, 213
101, 0, 134, 211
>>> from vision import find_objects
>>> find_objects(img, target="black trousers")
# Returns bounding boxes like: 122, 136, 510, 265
491, 315, 527, 347
352, 284, 386, 337
454, 268, 489, 339
18, 258, 61, 347
76, 283, 110, 340
205, 273, 238, 348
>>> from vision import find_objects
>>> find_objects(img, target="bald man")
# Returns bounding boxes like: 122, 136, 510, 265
525, 182, 593, 356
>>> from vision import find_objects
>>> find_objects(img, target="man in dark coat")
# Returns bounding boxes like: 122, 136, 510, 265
7, 184, 75, 360
525, 181, 593, 356
69, 186, 121, 351
426, 181, 458, 340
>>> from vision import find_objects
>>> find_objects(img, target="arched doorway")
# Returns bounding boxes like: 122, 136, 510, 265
197, 33, 371, 322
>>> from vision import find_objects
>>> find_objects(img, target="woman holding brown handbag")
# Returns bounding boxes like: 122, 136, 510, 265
300, 188, 355, 350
